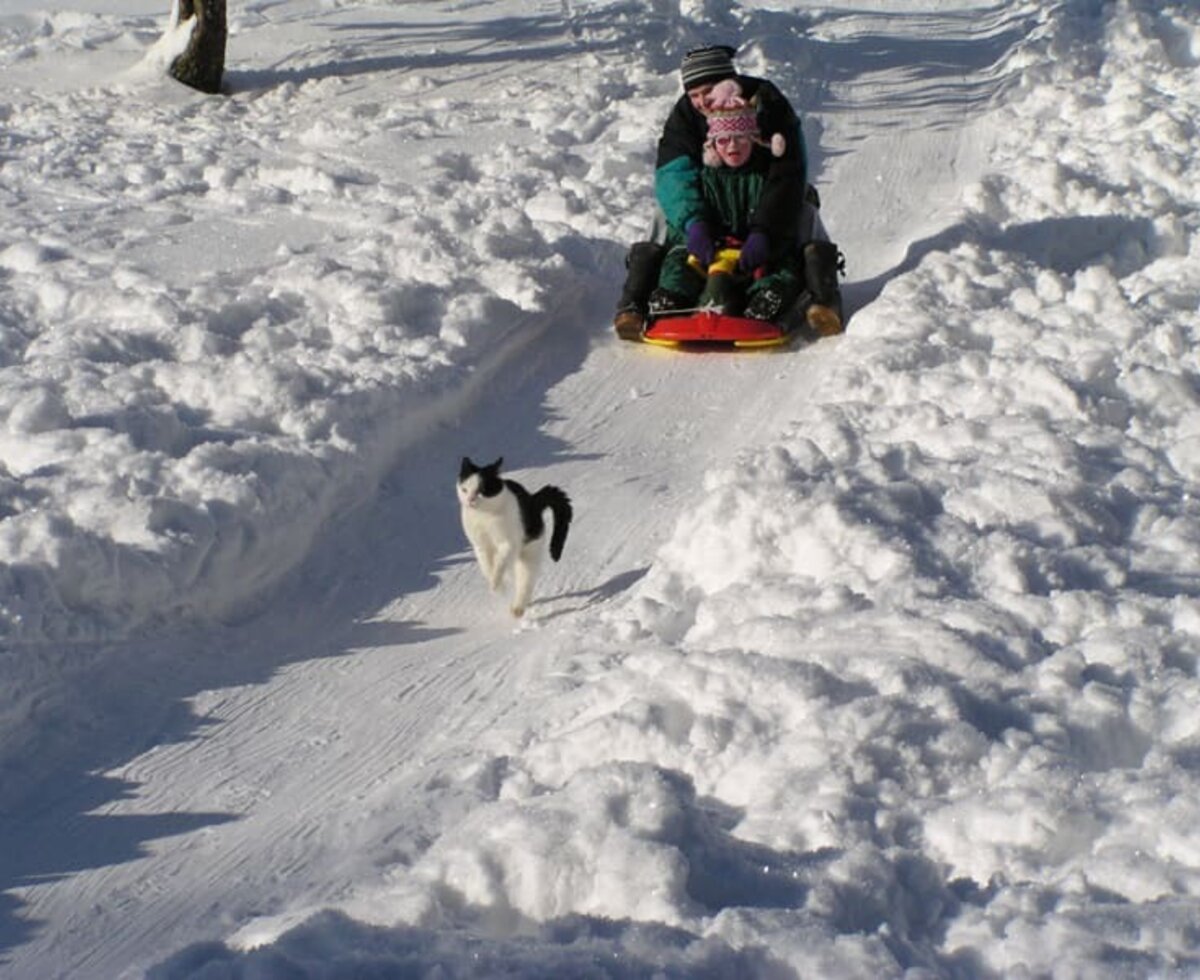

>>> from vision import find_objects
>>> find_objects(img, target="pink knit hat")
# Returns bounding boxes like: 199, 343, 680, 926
702, 82, 785, 166
704, 99, 758, 166
707, 103, 760, 141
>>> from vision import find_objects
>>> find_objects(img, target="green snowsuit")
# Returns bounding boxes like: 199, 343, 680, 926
656, 145, 803, 313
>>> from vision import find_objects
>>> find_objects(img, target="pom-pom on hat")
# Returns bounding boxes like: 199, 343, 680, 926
680, 44, 737, 90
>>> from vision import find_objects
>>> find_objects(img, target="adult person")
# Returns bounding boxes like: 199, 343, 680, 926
613, 44, 844, 340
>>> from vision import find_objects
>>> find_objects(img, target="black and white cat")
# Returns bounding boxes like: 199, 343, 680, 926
456, 457, 573, 617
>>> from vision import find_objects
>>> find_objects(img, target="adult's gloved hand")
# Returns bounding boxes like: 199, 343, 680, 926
686, 221, 715, 267
738, 230, 770, 273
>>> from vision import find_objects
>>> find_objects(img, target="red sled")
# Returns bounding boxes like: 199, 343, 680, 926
641, 310, 793, 349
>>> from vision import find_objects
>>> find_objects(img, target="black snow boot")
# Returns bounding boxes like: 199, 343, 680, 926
803, 241, 846, 337
614, 241, 667, 340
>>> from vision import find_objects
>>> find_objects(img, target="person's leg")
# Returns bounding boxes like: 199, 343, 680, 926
798, 181, 833, 238
696, 247, 746, 315
612, 206, 672, 339
649, 245, 704, 313
802, 240, 845, 336
797, 186, 845, 335
614, 241, 667, 338
744, 267, 802, 321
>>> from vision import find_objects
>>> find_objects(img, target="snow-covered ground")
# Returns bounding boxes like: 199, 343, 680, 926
2, 0, 1199, 976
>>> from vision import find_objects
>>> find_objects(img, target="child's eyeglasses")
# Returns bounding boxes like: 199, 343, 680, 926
714, 135, 752, 147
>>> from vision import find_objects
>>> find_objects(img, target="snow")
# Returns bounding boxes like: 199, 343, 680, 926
2, 0, 1199, 977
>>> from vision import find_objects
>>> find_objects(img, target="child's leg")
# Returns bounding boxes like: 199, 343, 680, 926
745, 267, 802, 321
651, 245, 705, 311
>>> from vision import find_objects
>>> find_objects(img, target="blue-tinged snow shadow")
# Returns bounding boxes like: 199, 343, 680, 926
0, 770, 235, 961
146, 910, 787, 980
530, 567, 650, 622
226, 3, 651, 93
844, 213, 1160, 322
758, 1, 1037, 115
679, 795, 816, 914
1, 801, 236, 889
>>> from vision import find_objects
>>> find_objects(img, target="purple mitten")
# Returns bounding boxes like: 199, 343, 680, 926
686, 221, 715, 267
738, 230, 770, 273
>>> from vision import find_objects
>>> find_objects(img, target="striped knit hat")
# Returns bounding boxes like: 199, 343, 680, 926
680, 44, 737, 91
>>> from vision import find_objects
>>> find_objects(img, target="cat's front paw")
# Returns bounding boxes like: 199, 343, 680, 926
510, 604, 525, 618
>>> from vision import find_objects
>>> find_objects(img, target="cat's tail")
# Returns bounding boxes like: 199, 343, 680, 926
533, 486, 573, 561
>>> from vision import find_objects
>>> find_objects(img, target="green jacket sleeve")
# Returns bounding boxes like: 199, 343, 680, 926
654, 96, 710, 233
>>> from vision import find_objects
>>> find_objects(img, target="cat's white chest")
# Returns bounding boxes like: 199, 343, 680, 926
460, 504, 496, 541
460, 497, 519, 545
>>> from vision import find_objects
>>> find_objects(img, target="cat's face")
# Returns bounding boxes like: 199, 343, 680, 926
457, 456, 502, 508
457, 471, 482, 508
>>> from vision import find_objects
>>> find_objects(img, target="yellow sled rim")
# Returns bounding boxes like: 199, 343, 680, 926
641, 335, 682, 349
734, 335, 792, 349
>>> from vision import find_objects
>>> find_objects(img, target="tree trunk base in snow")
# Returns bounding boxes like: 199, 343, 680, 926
169, 0, 227, 95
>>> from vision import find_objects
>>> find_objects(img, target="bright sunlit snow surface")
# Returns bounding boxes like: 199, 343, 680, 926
2, 0, 1199, 977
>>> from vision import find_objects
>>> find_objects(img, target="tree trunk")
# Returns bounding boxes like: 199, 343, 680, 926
169, 0, 226, 95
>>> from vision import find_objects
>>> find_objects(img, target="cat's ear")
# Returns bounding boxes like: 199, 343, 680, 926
490, 457, 503, 472
459, 457, 475, 479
